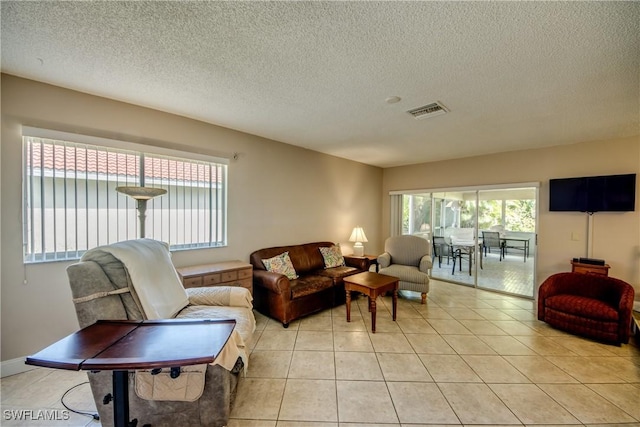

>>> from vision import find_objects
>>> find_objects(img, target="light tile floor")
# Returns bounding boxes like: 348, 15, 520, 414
432, 251, 535, 298
2, 280, 639, 426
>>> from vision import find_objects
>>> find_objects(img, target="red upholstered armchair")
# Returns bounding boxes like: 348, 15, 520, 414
538, 272, 635, 344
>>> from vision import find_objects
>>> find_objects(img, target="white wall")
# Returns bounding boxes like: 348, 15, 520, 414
1, 74, 383, 363
383, 137, 640, 292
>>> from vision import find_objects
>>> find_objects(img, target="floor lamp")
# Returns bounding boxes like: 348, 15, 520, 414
116, 186, 167, 238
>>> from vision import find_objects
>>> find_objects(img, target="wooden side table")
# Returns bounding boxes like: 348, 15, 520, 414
26, 319, 235, 427
177, 260, 253, 294
347, 254, 379, 272
571, 260, 610, 276
344, 272, 398, 333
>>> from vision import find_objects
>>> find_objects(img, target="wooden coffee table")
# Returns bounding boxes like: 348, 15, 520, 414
344, 271, 398, 333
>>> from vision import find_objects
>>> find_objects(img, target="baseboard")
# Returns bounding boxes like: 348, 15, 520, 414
1, 357, 36, 378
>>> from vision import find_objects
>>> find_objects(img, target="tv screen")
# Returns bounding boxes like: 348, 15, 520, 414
549, 177, 588, 211
549, 174, 636, 212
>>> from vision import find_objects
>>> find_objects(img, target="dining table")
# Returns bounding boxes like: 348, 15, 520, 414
450, 239, 482, 275
500, 236, 530, 261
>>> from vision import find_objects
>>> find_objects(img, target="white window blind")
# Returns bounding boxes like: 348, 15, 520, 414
389, 194, 403, 237
23, 133, 227, 263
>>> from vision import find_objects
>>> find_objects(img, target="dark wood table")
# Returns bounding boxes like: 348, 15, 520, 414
344, 272, 398, 333
347, 254, 380, 272
26, 319, 235, 427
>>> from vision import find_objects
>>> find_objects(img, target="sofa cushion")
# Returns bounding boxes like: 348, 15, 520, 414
290, 275, 333, 299
543, 309, 619, 342
262, 252, 298, 280
545, 294, 619, 321
378, 265, 430, 285
177, 305, 256, 346
319, 245, 345, 268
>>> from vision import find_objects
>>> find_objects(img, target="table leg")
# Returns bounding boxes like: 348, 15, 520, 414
370, 294, 377, 333
112, 370, 136, 427
346, 290, 352, 322
392, 287, 398, 321
451, 250, 456, 275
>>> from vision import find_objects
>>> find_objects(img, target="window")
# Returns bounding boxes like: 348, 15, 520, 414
402, 193, 431, 235
23, 130, 228, 263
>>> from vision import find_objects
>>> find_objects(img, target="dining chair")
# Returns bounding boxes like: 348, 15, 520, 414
482, 231, 504, 261
451, 245, 474, 275
432, 236, 452, 268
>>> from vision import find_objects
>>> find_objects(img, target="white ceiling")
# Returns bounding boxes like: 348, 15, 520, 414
2, 1, 639, 168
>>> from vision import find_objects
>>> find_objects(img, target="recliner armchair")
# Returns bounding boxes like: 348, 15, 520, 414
66, 239, 256, 427
378, 235, 432, 304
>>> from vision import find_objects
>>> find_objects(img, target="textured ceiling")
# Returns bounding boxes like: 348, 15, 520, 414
1, 1, 639, 168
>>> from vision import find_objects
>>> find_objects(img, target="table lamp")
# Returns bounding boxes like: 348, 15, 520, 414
116, 186, 167, 238
349, 226, 368, 256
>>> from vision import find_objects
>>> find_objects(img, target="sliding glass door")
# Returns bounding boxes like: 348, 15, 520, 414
430, 191, 479, 287
396, 184, 537, 298
475, 188, 536, 297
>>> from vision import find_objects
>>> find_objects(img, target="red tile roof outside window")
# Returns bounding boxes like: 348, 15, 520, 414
26, 138, 222, 184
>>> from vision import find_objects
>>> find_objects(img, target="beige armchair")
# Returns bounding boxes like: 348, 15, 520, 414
377, 235, 432, 304
66, 239, 255, 427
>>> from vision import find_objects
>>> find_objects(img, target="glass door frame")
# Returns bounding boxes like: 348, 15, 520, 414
391, 182, 539, 299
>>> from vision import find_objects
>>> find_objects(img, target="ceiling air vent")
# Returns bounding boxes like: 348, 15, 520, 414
407, 102, 449, 120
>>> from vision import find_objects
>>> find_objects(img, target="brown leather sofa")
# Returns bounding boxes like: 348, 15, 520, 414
250, 242, 370, 327
538, 272, 635, 345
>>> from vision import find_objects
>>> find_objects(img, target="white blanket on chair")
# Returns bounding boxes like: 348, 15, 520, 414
84, 238, 189, 319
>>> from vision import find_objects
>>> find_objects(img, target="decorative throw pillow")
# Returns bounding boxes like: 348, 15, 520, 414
319, 245, 345, 268
262, 252, 298, 280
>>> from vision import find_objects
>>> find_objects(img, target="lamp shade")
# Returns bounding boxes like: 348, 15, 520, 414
349, 227, 368, 243
116, 186, 167, 200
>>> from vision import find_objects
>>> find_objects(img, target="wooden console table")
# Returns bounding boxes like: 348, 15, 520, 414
571, 260, 610, 276
26, 319, 235, 427
177, 260, 253, 294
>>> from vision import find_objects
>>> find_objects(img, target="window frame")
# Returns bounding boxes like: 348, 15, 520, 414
22, 127, 229, 263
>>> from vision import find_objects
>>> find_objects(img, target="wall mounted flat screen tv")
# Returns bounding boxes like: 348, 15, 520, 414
549, 173, 636, 212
